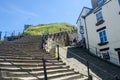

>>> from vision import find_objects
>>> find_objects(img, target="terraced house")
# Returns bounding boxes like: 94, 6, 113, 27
77, 0, 120, 66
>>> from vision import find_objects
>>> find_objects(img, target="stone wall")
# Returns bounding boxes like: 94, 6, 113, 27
42, 30, 78, 56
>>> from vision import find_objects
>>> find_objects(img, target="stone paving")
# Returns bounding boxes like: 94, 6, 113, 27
68, 47, 120, 80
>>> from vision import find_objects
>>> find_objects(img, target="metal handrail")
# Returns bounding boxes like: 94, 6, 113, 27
42, 58, 47, 80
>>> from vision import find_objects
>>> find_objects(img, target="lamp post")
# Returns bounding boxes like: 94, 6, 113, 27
81, 16, 89, 51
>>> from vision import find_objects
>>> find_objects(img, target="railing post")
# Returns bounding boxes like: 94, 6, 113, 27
87, 61, 90, 77
96, 48, 98, 56
87, 61, 92, 80
57, 45, 60, 61
42, 58, 47, 80
0, 69, 2, 78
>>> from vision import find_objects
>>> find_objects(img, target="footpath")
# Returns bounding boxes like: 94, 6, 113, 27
68, 47, 120, 80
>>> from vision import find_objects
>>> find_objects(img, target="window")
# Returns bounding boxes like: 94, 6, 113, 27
80, 26, 84, 34
118, 0, 120, 6
97, 27, 108, 45
96, 11, 103, 22
118, 0, 120, 14
114, 48, 120, 64
101, 51, 110, 60
99, 30, 107, 43
98, 0, 105, 7
100, 47, 110, 60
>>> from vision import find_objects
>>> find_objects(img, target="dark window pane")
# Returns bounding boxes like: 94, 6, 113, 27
98, 0, 105, 6
100, 37, 104, 42
99, 32, 103, 37
96, 11, 103, 22
104, 36, 107, 42
103, 30, 106, 35
118, 0, 120, 6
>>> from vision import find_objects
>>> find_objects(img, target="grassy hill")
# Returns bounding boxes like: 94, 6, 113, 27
23, 22, 76, 35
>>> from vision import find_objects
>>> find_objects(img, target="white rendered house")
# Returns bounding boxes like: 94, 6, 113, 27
77, 0, 120, 66
76, 7, 91, 41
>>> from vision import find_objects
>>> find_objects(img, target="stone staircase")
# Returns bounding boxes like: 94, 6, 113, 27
0, 35, 87, 80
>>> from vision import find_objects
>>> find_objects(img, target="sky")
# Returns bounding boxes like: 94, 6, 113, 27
0, 0, 91, 37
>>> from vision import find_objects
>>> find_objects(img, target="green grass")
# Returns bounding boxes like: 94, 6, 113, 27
23, 22, 76, 35
0, 39, 3, 42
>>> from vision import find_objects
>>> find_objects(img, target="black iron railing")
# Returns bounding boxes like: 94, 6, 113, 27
42, 58, 47, 80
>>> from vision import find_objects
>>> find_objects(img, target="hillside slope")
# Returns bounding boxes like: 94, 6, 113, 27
23, 22, 76, 35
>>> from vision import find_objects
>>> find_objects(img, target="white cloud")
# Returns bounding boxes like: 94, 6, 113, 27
0, 7, 13, 14
0, 4, 39, 17
9, 5, 39, 17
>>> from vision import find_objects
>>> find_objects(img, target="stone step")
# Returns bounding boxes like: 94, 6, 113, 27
0, 64, 69, 70
52, 74, 85, 80
1, 69, 74, 78
0, 58, 61, 62
1, 76, 39, 80
1, 71, 80, 80
0, 56, 49, 60
1, 66, 70, 75
1, 71, 38, 78
0, 56, 38, 60
61, 74, 87, 80
0, 50, 41, 53
0, 53, 52, 57
0, 65, 70, 74
0, 59, 61, 63
0, 62, 65, 68
0, 50, 23, 52
31, 68, 73, 74
0, 53, 47, 56
47, 71, 80, 79
0, 59, 41, 63
1, 68, 72, 75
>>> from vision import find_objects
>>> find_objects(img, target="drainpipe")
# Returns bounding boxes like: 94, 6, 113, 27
82, 16, 90, 52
